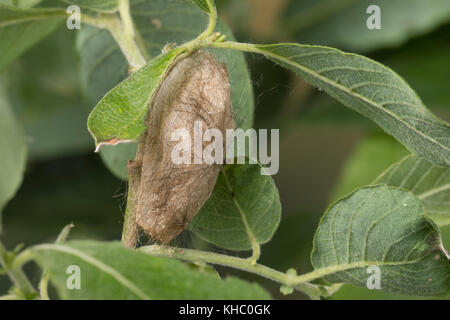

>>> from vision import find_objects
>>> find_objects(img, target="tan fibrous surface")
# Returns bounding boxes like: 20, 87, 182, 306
135, 51, 235, 244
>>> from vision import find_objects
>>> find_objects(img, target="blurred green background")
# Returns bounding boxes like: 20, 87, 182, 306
1, 0, 450, 299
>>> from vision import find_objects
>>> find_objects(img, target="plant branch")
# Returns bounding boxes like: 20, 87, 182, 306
107, 17, 146, 71
80, 13, 112, 29
206, 40, 262, 53
197, 0, 218, 40
139, 245, 326, 299
79, 3, 146, 72
114, 0, 146, 71
119, 0, 135, 39
122, 161, 143, 249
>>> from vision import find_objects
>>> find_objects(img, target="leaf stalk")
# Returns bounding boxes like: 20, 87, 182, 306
140, 245, 328, 300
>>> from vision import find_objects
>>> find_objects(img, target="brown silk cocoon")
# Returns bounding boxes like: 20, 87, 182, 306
135, 51, 235, 243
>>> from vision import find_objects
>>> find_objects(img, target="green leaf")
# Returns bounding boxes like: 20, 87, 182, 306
30, 241, 271, 299
191, 0, 215, 14
375, 155, 450, 228
300, 25, 450, 127
0, 5, 66, 72
240, 43, 450, 167
87, 48, 184, 147
322, 204, 450, 301
284, 0, 450, 52
190, 163, 281, 251
59, 0, 119, 12
0, 81, 27, 232
311, 185, 450, 297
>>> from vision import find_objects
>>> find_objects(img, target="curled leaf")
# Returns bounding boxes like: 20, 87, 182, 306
87, 48, 184, 148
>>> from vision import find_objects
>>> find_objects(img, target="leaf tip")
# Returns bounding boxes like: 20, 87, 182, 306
95, 138, 135, 153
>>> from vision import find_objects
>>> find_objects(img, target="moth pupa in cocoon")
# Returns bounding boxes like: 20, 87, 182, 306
135, 51, 235, 244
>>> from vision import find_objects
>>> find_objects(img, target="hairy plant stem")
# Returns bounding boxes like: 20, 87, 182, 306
197, 0, 218, 41
115, 0, 146, 71
205, 40, 261, 53
140, 245, 326, 300
39, 272, 50, 300
122, 161, 143, 249
0, 241, 36, 299
119, 0, 135, 39
79, 2, 146, 72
